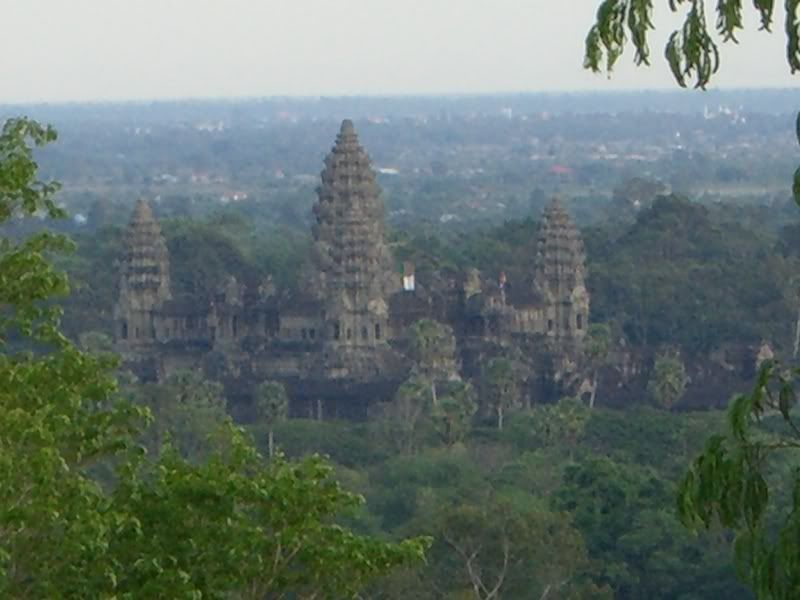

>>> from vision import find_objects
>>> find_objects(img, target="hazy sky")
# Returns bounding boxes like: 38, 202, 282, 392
2, 0, 796, 102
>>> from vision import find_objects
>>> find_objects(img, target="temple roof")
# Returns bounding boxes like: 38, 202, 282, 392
130, 198, 156, 225
535, 197, 586, 294
309, 119, 396, 305
119, 198, 171, 301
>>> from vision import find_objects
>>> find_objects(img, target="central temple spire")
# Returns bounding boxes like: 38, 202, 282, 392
114, 199, 171, 349
535, 197, 589, 341
310, 119, 398, 377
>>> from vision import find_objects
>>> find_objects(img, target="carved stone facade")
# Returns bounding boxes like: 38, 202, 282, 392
309, 120, 400, 380
113, 199, 172, 351
113, 121, 591, 418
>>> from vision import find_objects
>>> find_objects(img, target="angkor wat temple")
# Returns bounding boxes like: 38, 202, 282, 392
113, 120, 590, 419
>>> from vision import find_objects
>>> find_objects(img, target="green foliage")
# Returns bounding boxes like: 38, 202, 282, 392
586, 0, 800, 89
481, 356, 521, 429
408, 318, 459, 379
109, 426, 429, 599
678, 360, 800, 599
422, 492, 592, 599
583, 406, 721, 474
431, 381, 478, 447
556, 457, 675, 596
378, 374, 435, 454
648, 351, 690, 409
586, 323, 612, 365
534, 397, 592, 451
0, 117, 144, 596
0, 119, 70, 346
0, 118, 61, 222
130, 369, 228, 461
254, 380, 289, 426
274, 419, 389, 467
254, 379, 289, 457
589, 195, 794, 351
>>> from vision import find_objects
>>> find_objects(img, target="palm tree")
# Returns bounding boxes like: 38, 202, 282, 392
585, 324, 611, 409
482, 357, 520, 430
647, 352, 689, 410
255, 380, 289, 457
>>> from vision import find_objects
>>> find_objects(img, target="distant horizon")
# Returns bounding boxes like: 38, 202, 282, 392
2, 85, 797, 108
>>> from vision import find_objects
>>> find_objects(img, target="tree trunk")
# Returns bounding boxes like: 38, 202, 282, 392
316, 398, 323, 421
794, 303, 800, 359
431, 380, 438, 407
497, 406, 504, 431
589, 371, 598, 409
268, 428, 274, 458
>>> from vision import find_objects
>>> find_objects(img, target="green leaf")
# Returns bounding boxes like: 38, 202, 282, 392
794, 166, 800, 208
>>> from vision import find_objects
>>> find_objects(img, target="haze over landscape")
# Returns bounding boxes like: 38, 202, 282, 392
2, 0, 797, 102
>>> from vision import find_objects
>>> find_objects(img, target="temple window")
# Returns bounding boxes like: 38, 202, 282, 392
232, 316, 239, 337
309, 328, 316, 339
375, 323, 382, 340
576, 314, 583, 330
361, 326, 368, 340
301, 328, 308, 339
547, 319, 554, 332
121, 322, 128, 340
334, 322, 341, 340
346, 328, 352, 340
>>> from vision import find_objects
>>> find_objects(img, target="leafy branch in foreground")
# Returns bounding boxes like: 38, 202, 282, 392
585, 0, 800, 89
677, 360, 800, 599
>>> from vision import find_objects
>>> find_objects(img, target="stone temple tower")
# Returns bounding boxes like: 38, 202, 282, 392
113, 199, 171, 350
309, 119, 398, 378
535, 197, 589, 342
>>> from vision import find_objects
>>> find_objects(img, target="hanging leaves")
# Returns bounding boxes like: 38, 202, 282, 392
585, 0, 800, 88
677, 361, 800, 599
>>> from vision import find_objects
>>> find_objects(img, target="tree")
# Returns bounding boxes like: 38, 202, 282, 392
379, 374, 434, 454
585, 323, 612, 408
555, 457, 671, 596
378, 319, 462, 452
647, 351, 690, 410
109, 425, 429, 599
429, 494, 592, 600
0, 117, 147, 596
408, 318, 460, 405
255, 379, 289, 458
431, 380, 478, 447
678, 361, 800, 599
534, 397, 592, 456
481, 356, 520, 430
133, 369, 229, 460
